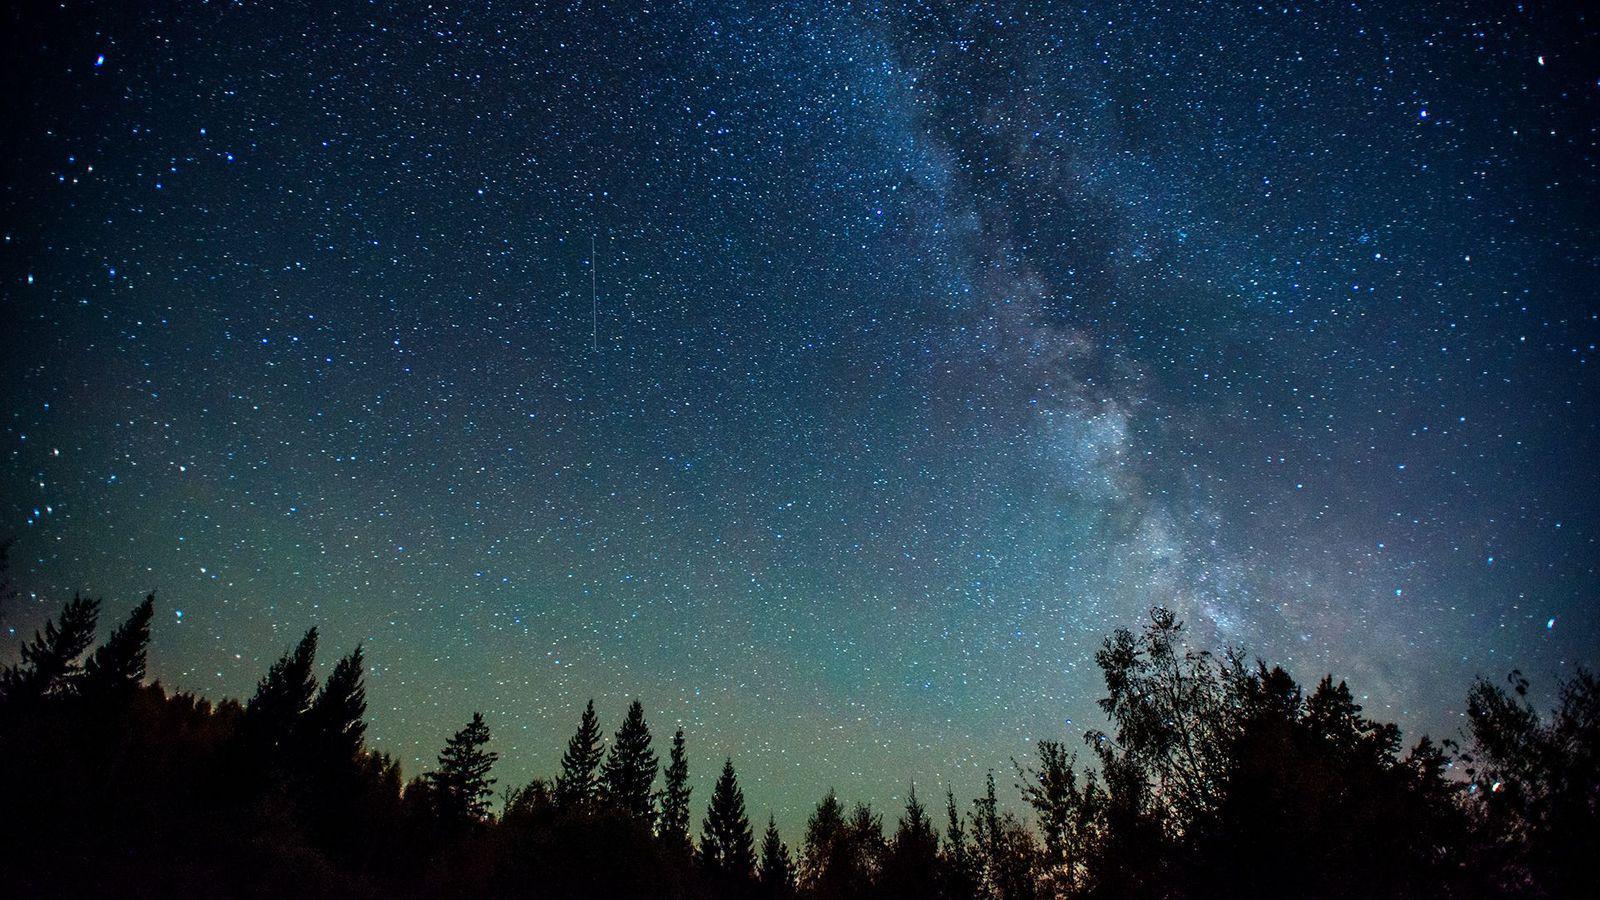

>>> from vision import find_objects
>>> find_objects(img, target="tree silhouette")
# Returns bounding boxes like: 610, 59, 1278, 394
971, 771, 1037, 900
879, 785, 940, 900
799, 788, 847, 897
846, 802, 886, 890
244, 627, 319, 756
700, 757, 755, 884
1, 582, 1590, 899
1018, 740, 1099, 895
601, 699, 659, 824
941, 787, 979, 900
555, 699, 604, 809
757, 815, 796, 898
0, 594, 99, 708
307, 645, 368, 764
799, 790, 887, 899
1466, 668, 1600, 897
1092, 607, 1235, 830
425, 712, 497, 830
80, 594, 155, 699
659, 727, 694, 852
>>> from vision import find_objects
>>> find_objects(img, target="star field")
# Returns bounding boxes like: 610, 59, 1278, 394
2, 0, 1596, 830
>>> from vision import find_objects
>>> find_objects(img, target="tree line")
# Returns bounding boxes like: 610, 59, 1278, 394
0, 585, 1595, 898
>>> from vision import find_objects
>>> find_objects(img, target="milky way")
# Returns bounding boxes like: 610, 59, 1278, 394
2, 1, 1596, 830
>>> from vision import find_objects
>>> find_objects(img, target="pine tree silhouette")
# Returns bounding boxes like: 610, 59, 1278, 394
425, 711, 497, 829
660, 726, 694, 851
600, 699, 658, 823
758, 815, 796, 898
701, 757, 755, 882
80, 594, 155, 698
0, 594, 99, 707
0, 584, 1567, 899
880, 785, 939, 900
799, 788, 846, 896
244, 627, 319, 752
307, 645, 368, 764
555, 699, 605, 809
941, 787, 979, 900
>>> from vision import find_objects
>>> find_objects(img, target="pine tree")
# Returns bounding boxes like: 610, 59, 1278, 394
881, 785, 940, 900
244, 628, 319, 751
81, 594, 155, 698
847, 801, 887, 888
942, 787, 979, 900
425, 711, 498, 828
0, 594, 99, 706
800, 788, 846, 895
972, 771, 1001, 895
970, 771, 1038, 900
307, 645, 367, 764
600, 699, 659, 823
660, 727, 694, 850
555, 699, 605, 808
701, 757, 756, 881
758, 815, 796, 897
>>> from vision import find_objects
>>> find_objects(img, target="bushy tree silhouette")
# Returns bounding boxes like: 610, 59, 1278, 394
1465, 668, 1600, 898
1018, 740, 1099, 895
1, 589, 1592, 899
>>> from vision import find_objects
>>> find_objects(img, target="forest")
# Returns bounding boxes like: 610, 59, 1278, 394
1, 561, 1595, 898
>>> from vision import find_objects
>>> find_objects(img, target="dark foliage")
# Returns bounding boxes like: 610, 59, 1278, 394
554, 699, 604, 809
660, 726, 695, 857
81, 594, 155, 700
1, 594, 1593, 898
601, 699, 660, 824
1463, 668, 1600, 898
879, 786, 940, 900
759, 815, 797, 899
701, 757, 757, 890
0, 593, 98, 710
426, 712, 498, 831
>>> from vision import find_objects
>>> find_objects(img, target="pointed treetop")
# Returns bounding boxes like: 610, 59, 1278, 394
701, 757, 755, 881
660, 726, 694, 849
555, 698, 605, 808
427, 711, 498, 828
601, 699, 659, 822
1, 594, 100, 705
308, 644, 368, 762
82, 594, 155, 696
759, 814, 796, 894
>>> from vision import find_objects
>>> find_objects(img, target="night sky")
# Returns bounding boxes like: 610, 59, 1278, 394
2, 0, 1596, 830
